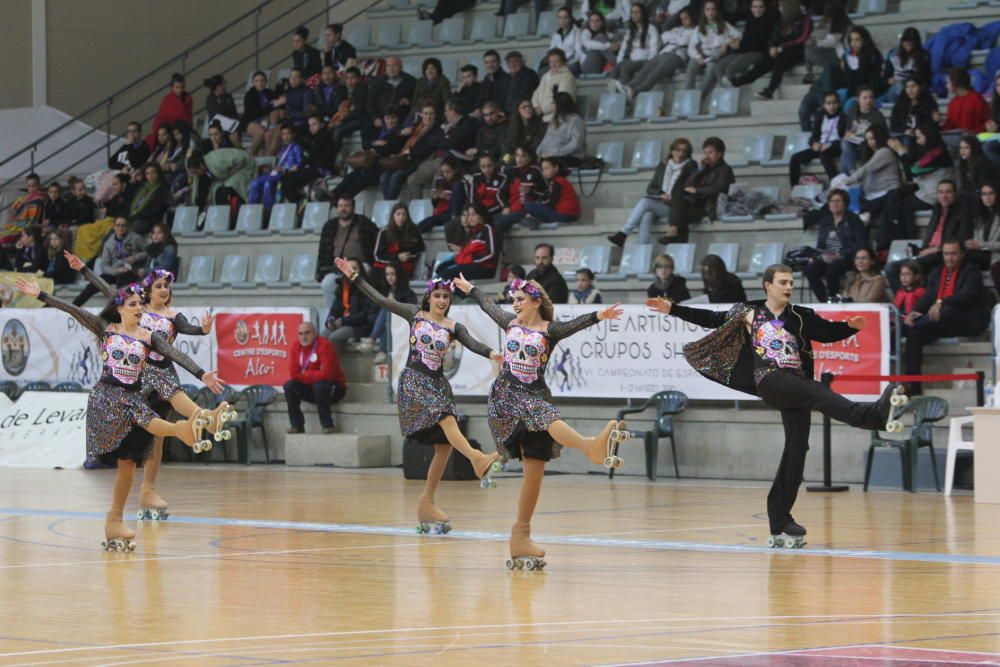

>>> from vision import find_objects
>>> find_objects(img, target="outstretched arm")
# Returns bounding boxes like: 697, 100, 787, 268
803, 308, 860, 343
467, 286, 516, 329
66, 252, 117, 301
548, 303, 622, 342
174, 312, 214, 336
16, 278, 106, 336
148, 336, 224, 393
353, 274, 420, 321
653, 299, 731, 329
453, 322, 495, 359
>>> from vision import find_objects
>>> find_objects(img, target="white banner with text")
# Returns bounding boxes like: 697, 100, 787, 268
0, 392, 88, 469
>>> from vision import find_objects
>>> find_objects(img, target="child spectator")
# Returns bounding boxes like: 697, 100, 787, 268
139, 222, 179, 278
839, 87, 886, 175
44, 232, 74, 285
522, 157, 580, 225
647, 253, 691, 302
789, 92, 844, 186
375, 203, 427, 280
683, 0, 739, 91
66, 179, 96, 227
456, 65, 483, 115
371, 261, 418, 364
570, 268, 603, 304
43, 182, 67, 228
434, 204, 499, 280
610, 3, 660, 91
416, 156, 466, 234
467, 153, 509, 217
497, 264, 527, 303
328, 67, 368, 157
754, 0, 811, 101
894, 259, 925, 316
324, 23, 357, 69
494, 146, 546, 235
879, 28, 930, 105
545, 8, 585, 75
941, 68, 991, 134
283, 114, 336, 204
13, 226, 46, 273
249, 123, 303, 210
291, 26, 323, 82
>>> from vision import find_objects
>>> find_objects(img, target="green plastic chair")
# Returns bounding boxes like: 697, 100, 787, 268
240, 385, 278, 463
865, 396, 947, 492
614, 390, 687, 481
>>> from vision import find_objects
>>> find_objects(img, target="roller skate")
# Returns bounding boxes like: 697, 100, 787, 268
506, 521, 546, 571
582, 420, 619, 466
175, 416, 213, 454
101, 511, 136, 552
882, 384, 908, 433
416, 494, 451, 535
137, 484, 169, 521
473, 450, 501, 489
605, 420, 630, 469
767, 519, 807, 549
202, 401, 237, 442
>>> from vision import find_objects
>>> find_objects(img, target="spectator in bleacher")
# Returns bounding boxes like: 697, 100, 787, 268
13, 226, 45, 273
129, 163, 169, 235
839, 27, 884, 114
647, 253, 691, 302
366, 57, 416, 144
842, 247, 890, 302
412, 58, 452, 121
3, 175, 44, 253
240, 71, 280, 157
610, 3, 660, 91
291, 26, 323, 83
889, 76, 939, 154
522, 157, 580, 226
149, 124, 175, 172
473, 101, 508, 160
803, 188, 868, 302
65, 178, 96, 227
503, 51, 541, 118
878, 28, 931, 106
598, 0, 638, 32
109, 122, 152, 175
711, 0, 776, 89
204, 75, 240, 146
683, 0, 738, 91
379, 104, 443, 200
167, 122, 194, 190
983, 74, 1000, 167
314, 65, 345, 125
375, 204, 426, 280
840, 125, 910, 250
892, 121, 954, 209
504, 99, 546, 161
533, 49, 578, 124
496, 264, 527, 303
324, 256, 378, 344
753, 0, 811, 101
839, 87, 887, 175
966, 183, 1000, 281
542, 7, 584, 76
609, 137, 696, 247
902, 240, 988, 393
185, 148, 256, 208
329, 67, 369, 157
43, 182, 67, 229
417, 0, 475, 25
941, 68, 991, 134
649, 0, 691, 31
886, 180, 965, 290
148, 73, 193, 151
370, 261, 418, 364
621, 7, 694, 98
324, 23, 357, 70
570, 268, 603, 304
526, 242, 569, 303
657, 137, 734, 244
700, 253, 746, 302
334, 109, 405, 201
802, 0, 849, 85
494, 145, 546, 235
103, 173, 132, 219
72, 217, 145, 306
284, 320, 347, 434
579, 12, 619, 76
283, 68, 315, 131
403, 98, 478, 202
468, 153, 509, 217
317, 196, 378, 310
248, 124, 303, 210
435, 204, 500, 280
789, 91, 845, 187
480, 50, 510, 113
138, 222, 179, 279
956, 136, 998, 209
894, 259, 925, 317
282, 114, 336, 204
206, 121, 234, 152
44, 232, 74, 285
537, 93, 585, 167
456, 65, 483, 116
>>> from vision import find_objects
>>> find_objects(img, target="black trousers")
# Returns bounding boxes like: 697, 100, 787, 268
283, 380, 346, 429
757, 370, 884, 534
902, 305, 982, 379
789, 143, 840, 186
281, 167, 324, 204
667, 196, 707, 243
802, 256, 851, 303
73, 271, 138, 306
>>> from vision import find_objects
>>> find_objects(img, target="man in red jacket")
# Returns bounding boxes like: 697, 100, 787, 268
284, 321, 348, 434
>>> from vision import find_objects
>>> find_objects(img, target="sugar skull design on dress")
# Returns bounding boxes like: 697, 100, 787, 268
504, 325, 549, 384
103, 334, 146, 384
754, 319, 802, 371
410, 319, 451, 372
140, 312, 176, 362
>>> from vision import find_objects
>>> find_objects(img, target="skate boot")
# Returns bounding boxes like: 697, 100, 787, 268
880, 383, 908, 433
202, 402, 237, 442
605, 420, 630, 469
416, 494, 451, 534
175, 416, 213, 454
102, 510, 136, 551
137, 484, 169, 521
472, 449, 502, 489
768, 519, 807, 549
582, 420, 617, 465
507, 521, 546, 570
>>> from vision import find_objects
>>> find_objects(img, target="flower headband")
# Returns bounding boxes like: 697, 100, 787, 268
425, 278, 454, 294
114, 283, 147, 306
141, 269, 175, 290
510, 278, 541, 299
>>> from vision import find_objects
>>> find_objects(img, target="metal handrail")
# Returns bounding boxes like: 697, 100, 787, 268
0, 0, 365, 189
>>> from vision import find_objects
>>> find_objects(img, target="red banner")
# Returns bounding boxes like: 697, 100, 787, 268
811, 307, 887, 398
215, 312, 307, 388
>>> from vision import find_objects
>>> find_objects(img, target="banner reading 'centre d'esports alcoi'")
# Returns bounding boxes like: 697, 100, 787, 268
392, 303, 890, 401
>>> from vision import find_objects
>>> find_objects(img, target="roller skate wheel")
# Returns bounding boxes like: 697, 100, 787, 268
525, 559, 536, 571
888, 420, 903, 433
489, 480, 497, 489
137, 510, 145, 520
126, 540, 136, 551
491, 461, 502, 472
192, 442, 203, 454
202, 440, 213, 452
222, 430, 232, 440
505, 558, 515, 570
603, 456, 613, 468
614, 457, 624, 468
890, 394, 906, 407
768, 536, 780, 548
514, 558, 525, 570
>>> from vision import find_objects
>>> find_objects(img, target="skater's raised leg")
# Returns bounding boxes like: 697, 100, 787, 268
439, 415, 500, 479
510, 456, 546, 562
105, 459, 137, 550
547, 419, 618, 466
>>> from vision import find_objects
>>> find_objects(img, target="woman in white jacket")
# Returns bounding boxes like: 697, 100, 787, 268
622, 8, 694, 99
541, 7, 585, 75
609, 3, 659, 93
579, 11, 619, 75
532, 48, 578, 123
683, 0, 740, 90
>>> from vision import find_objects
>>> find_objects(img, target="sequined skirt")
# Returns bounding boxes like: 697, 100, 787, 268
142, 363, 182, 404
397, 367, 456, 440
86, 382, 158, 458
487, 375, 562, 460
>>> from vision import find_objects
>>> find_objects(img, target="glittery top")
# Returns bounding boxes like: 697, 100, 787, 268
140, 311, 204, 367
750, 305, 803, 384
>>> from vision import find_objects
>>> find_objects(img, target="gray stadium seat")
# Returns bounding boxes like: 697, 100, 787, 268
301, 202, 330, 233
401, 55, 423, 76
503, 13, 530, 40
589, 93, 627, 125
666, 243, 696, 277
887, 239, 922, 263
595, 141, 625, 171
177, 255, 215, 289
345, 24, 369, 49
740, 135, 775, 165
563, 245, 611, 277
216, 255, 249, 288
276, 67, 292, 82
706, 242, 740, 273
409, 199, 434, 224
371, 200, 395, 229
235, 254, 282, 289
173, 206, 200, 237
535, 10, 557, 36
737, 243, 785, 278
467, 14, 497, 42
407, 21, 437, 47
606, 244, 653, 281
665, 90, 700, 121
693, 88, 740, 120
633, 91, 664, 121
764, 132, 812, 167
235, 204, 265, 236
630, 140, 662, 170
204, 206, 232, 235
283, 253, 319, 288
374, 22, 401, 48
438, 17, 465, 44
269, 203, 301, 235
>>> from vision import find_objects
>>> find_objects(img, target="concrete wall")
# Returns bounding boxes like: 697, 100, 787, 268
0, 1, 34, 109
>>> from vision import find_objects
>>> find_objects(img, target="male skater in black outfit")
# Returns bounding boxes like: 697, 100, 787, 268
647, 264, 897, 545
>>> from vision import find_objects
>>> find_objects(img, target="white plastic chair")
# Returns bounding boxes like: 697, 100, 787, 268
633, 91, 664, 121
301, 202, 330, 233
945, 416, 974, 496
666, 243, 696, 276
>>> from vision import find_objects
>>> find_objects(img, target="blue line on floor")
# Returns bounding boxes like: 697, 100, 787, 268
2, 506, 999, 566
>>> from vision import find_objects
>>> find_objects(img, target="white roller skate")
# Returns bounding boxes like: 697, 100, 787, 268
884, 384, 908, 433
506, 521, 546, 571
473, 450, 501, 489
102, 511, 136, 552
604, 420, 630, 469
202, 402, 237, 442
767, 520, 807, 549
177, 415, 213, 454
416, 495, 451, 535
137, 484, 169, 521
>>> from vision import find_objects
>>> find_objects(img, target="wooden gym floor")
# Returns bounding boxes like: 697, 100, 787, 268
1, 465, 999, 666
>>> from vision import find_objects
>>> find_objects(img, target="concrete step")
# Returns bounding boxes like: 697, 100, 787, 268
285, 432, 392, 467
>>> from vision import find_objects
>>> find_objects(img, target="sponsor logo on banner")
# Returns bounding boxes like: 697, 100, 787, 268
215, 311, 308, 388
0, 391, 88, 469
1, 318, 29, 376
810, 305, 888, 398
